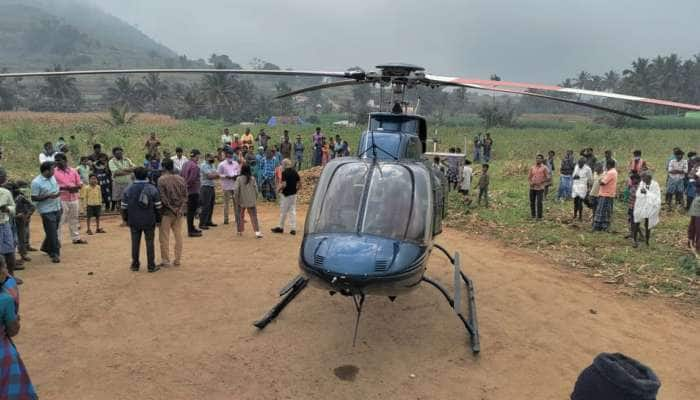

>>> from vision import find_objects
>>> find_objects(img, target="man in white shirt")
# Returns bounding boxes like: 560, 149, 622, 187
39, 142, 56, 164
171, 147, 189, 173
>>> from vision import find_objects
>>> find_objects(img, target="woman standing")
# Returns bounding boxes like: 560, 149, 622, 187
571, 158, 592, 221
0, 262, 38, 399
234, 165, 263, 239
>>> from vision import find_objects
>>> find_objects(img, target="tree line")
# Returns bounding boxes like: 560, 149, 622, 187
1, 53, 699, 122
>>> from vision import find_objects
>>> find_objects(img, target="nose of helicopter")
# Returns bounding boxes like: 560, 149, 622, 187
300, 233, 426, 292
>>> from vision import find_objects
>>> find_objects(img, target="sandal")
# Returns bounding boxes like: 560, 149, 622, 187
96, 229, 106, 234
87, 230, 94, 235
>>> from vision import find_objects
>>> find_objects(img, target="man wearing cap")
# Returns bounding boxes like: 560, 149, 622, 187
199, 153, 219, 230
181, 149, 202, 237
218, 148, 240, 226
53, 153, 87, 245
271, 159, 300, 235
31, 162, 62, 263
571, 352, 660, 400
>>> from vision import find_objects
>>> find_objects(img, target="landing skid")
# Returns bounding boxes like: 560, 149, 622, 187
253, 275, 308, 329
424, 244, 480, 354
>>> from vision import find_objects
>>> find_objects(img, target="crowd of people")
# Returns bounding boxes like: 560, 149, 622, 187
435, 140, 700, 254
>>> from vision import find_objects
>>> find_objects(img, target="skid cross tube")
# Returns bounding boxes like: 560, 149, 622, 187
253, 275, 308, 329
424, 244, 480, 354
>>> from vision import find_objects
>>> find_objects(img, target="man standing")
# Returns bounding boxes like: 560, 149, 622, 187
109, 147, 135, 213
53, 153, 87, 245
241, 128, 255, 147
280, 130, 292, 160
220, 128, 232, 147
312, 127, 324, 166
31, 162, 62, 263
218, 148, 240, 226
158, 159, 187, 267
181, 149, 202, 237
666, 148, 687, 208
593, 159, 618, 232
271, 159, 301, 235
0, 168, 20, 283
628, 150, 648, 175
294, 135, 304, 169
87, 143, 106, 163
122, 167, 162, 272
482, 133, 493, 162
171, 147, 188, 174
39, 142, 56, 164
144, 132, 161, 158
558, 150, 575, 201
199, 153, 219, 230
528, 154, 550, 220
260, 150, 279, 201
257, 129, 270, 150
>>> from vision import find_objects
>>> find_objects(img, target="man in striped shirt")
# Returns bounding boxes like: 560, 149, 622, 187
121, 167, 162, 273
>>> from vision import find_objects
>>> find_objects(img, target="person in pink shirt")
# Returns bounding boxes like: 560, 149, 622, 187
53, 153, 87, 244
593, 159, 618, 232
217, 148, 241, 226
528, 154, 551, 220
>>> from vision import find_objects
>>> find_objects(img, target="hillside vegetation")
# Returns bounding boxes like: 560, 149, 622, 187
0, 0, 177, 71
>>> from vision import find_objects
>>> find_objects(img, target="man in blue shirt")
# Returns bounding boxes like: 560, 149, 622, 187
121, 167, 162, 272
31, 162, 62, 263
260, 150, 279, 201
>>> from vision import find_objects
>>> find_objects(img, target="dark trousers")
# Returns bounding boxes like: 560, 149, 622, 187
574, 197, 584, 220
16, 217, 29, 256
187, 193, 200, 233
199, 186, 215, 227
40, 211, 61, 257
529, 189, 544, 219
130, 226, 156, 269
478, 187, 489, 206
1, 253, 16, 276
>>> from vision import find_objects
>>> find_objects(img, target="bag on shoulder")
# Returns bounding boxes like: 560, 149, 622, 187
138, 186, 151, 209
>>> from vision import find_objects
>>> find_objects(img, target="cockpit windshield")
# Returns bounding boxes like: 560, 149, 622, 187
308, 162, 431, 243
369, 117, 418, 133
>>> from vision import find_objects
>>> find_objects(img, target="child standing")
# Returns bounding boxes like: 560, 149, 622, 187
477, 164, 490, 207
92, 154, 113, 212
81, 174, 105, 235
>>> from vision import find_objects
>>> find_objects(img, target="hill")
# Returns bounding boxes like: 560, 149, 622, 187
0, 0, 179, 71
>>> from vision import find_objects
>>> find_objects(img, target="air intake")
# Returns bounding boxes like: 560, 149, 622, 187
375, 258, 390, 272
314, 255, 325, 267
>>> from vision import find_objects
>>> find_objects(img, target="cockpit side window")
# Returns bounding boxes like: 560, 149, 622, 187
309, 163, 368, 234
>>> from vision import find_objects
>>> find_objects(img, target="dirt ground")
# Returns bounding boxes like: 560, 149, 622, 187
13, 204, 700, 399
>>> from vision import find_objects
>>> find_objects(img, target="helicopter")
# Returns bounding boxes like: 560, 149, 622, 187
4, 63, 700, 355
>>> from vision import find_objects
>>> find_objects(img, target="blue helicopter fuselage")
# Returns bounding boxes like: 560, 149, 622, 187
298, 113, 445, 296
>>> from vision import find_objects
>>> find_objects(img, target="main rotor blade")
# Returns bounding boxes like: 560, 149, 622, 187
275, 79, 368, 99
426, 76, 646, 119
0, 68, 356, 80
426, 74, 700, 112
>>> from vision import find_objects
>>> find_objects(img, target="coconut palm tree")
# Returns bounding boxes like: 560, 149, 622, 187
200, 72, 239, 120
136, 73, 168, 113
106, 76, 143, 110
36, 65, 83, 112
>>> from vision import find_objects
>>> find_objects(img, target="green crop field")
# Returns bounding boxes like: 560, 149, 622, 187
0, 112, 697, 304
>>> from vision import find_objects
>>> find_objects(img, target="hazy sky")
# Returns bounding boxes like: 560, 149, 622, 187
90, 0, 700, 83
